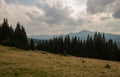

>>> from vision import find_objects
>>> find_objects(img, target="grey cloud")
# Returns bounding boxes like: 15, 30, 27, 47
26, 1, 89, 27
106, 20, 120, 32
0, 0, 4, 7
27, 2, 83, 26
43, 6, 71, 25
87, 0, 120, 19
27, 3, 74, 25
112, 0, 120, 19
100, 17, 110, 20
113, 10, 120, 18
5, 0, 36, 5
87, 0, 114, 14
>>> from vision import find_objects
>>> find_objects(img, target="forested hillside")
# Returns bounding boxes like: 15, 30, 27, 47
0, 19, 120, 61
0, 19, 34, 50
36, 34, 120, 61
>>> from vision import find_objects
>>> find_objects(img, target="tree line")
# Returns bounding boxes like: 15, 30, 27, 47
0, 18, 34, 50
36, 33, 120, 61
0, 18, 120, 61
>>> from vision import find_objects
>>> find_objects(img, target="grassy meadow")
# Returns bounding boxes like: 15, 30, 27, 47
0, 46, 120, 77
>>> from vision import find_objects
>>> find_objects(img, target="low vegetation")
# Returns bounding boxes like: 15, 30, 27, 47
104, 63, 111, 69
0, 46, 120, 77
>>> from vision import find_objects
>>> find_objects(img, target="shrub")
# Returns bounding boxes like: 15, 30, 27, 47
104, 63, 110, 69
82, 60, 85, 63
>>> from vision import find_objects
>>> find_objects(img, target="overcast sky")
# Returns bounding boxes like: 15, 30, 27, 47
0, 0, 120, 35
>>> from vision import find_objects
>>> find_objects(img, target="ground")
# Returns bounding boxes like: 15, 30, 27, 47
0, 46, 120, 77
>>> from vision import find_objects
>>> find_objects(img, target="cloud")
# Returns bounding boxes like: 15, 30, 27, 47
0, 0, 3, 7
105, 19, 120, 32
5, 0, 36, 6
0, 3, 37, 24
87, 0, 120, 19
1, 0, 82, 35
33, 0, 71, 24
0, 0, 7, 8
112, 0, 120, 19
113, 10, 120, 19
37, 5, 72, 25
0, 0, 120, 35
100, 17, 110, 21
27, 0, 88, 28
87, 0, 114, 14
25, 0, 87, 34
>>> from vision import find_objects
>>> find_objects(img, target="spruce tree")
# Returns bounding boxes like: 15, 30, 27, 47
64, 35, 70, 55
29, 39, 35, 50
14, 23, 28, 50
14, 23, 22, 48
1, 18, 10, 40
0, 26, 1, 42
21, 26, 29, 50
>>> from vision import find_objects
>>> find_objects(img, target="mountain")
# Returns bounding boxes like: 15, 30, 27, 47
28, 30, 120, 47
28, 30, 94, 40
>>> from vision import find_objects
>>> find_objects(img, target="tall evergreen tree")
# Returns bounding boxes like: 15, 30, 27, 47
29, 39, 35, 50
14, 23, 22, 48
21, 26, 29, 50
0, 25, 1, 42
1, 18, 10, 40
64, 35, 71, 54
14, 23, 28, 50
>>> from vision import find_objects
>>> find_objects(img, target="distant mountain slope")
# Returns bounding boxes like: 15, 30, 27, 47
28, 30, 120, 47
28, 30, 93, 40
29, 30, 120, 42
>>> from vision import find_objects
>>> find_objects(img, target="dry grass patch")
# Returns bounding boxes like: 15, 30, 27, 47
0, 46, 120, 77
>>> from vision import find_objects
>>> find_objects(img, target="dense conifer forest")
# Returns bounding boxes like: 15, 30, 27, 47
36, 34, 120, 61
0, 19, 120, 61
0, 19, 29, 50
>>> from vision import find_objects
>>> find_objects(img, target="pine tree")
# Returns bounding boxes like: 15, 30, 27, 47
21, 26, 29, 50
29, 39, 35, 50
0, 25, 1, 42
0, 18, 13, 46
64, 35, 71, 55
14, 23, 28, 50
1, 18, 10, 40
14, 23, 22, 48
71, 36, 79, 55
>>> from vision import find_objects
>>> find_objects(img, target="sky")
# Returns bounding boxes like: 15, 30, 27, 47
0, 0, 120, 35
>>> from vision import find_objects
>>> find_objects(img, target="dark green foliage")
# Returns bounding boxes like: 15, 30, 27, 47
36, 32, 120, 61
104, 63, 110, 69
0, 18, 29, 50
29, 39, 35, 50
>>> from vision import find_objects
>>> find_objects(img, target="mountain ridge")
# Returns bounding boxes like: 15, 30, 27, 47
28, 30, 120, 41
28, 30, 120, 47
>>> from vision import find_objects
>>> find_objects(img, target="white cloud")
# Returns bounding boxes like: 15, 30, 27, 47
0, 0, 120, 35
0, 0, 45, 31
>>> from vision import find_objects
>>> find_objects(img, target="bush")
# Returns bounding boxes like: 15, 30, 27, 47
82, 60, 85, 63
104, 63, 110, 69
41, 51, 47, 54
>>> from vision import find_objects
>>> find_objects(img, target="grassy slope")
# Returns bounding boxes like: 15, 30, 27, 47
0, 46, 120, 77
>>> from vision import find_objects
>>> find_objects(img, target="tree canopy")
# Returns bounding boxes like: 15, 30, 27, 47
0, 18, 29, 50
